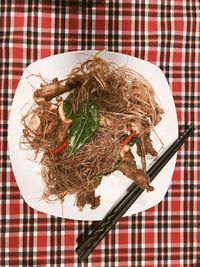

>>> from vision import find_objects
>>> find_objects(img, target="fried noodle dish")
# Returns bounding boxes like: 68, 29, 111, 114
21, 54, 164, 210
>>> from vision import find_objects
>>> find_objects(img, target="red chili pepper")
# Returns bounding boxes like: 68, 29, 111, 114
119, 131, 136, 146
52, 142, 67, 155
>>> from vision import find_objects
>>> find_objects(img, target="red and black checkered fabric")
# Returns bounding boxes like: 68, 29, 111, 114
1, 1, 200, 266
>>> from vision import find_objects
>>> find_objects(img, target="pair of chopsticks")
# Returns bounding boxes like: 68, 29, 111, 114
76, 123, 195, 261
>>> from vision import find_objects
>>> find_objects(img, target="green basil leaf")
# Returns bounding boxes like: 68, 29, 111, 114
63, 99, 73, 118
67, 100, 100, 153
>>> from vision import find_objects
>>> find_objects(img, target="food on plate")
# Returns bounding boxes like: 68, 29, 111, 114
20, 54, 164, 210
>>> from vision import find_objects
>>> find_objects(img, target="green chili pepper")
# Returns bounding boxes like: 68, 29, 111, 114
67, 100, 100, 153
63, 99, 73, 118
128, 136, 140, 146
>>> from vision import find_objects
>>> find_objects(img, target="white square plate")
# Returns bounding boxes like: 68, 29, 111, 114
8, 50, 178, 220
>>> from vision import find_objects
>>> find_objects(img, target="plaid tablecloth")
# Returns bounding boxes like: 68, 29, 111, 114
1, 1, 199, 266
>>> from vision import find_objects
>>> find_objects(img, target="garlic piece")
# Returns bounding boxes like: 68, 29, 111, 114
33, 95, 46, 104
131, 123, 140, 134
120, 145, 130, 158
58, 101, 72, 123
100, 115, 112, 127
29, 114, 40, 131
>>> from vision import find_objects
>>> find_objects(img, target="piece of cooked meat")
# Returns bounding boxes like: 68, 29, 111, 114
154, 103, 164, 126
122, 149, 137, 168
76, 191, 101, 210
118, 151, 154, 192
142, 132, 158, 157
137, 132, 158, 157
33, 77, 82, 102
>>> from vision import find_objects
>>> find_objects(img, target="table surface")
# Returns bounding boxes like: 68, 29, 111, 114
1, 1, 199, 266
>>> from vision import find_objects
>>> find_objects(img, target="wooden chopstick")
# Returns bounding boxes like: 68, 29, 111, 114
76, 123, 195, 260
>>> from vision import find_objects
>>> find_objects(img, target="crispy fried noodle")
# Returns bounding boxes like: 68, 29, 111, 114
20, 54, 164, 210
